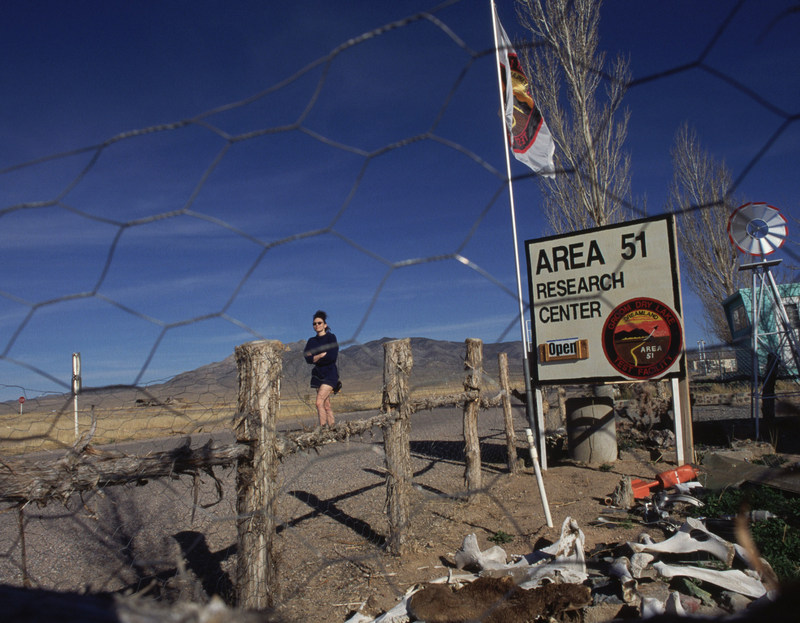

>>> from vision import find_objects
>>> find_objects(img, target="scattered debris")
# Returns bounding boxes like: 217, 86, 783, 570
630, 464, 699, 499
628, 517, 735, 567
652, 561, 767, 599
513, 516, 588, 588
701, 451, 800, 495
348, 512, 780, 622
406, 576, 590, 623
454, 533, 507, 571
609, 475, 634, 508
608, 556, 637, 604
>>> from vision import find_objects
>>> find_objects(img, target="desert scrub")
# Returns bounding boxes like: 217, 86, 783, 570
488, 530, 514, 544
690, 483, 800, 582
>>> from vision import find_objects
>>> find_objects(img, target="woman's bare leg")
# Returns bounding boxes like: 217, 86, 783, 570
316, 384, 334, 426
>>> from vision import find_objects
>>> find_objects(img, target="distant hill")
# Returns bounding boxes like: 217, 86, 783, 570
4, 338, 526, 416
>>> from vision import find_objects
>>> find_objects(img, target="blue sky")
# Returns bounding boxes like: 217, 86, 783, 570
1, 0, 798, 401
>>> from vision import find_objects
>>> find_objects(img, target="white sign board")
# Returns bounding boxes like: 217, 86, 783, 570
525, 215, 685, 384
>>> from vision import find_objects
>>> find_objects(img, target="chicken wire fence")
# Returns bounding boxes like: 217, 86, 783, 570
0, 0, 798, 618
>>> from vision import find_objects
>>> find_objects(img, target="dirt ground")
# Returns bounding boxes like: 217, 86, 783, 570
276, 452, 659, 622
1, 405, 790, 623
266, 407, 784, 623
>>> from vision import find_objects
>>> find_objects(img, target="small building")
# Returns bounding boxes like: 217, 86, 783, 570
722, 282, 800, 378
687, 346, 737, 379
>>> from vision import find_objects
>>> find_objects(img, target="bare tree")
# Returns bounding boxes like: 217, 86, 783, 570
667, 123, 747, 343
515, 0, 634, 233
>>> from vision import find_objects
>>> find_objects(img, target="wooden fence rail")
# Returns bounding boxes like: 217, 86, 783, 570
0, 337, 524, 609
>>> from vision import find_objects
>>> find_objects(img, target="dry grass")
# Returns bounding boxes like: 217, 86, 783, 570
0, 376, 517, 455
0, 391, 383, 455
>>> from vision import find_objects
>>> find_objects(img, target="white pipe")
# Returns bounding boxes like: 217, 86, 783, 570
525, 428, 553, 527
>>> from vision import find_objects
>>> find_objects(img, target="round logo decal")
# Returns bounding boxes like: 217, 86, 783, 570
602, 298, 683, 379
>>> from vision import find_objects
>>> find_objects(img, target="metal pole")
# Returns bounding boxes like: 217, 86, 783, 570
490, 1, 542, 461
751, 269, 760, 438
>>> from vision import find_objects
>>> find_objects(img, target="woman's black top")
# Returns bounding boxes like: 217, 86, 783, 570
304, 331, 339, 389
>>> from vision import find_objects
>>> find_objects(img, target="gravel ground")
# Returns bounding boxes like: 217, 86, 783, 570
0, 402, 794, 622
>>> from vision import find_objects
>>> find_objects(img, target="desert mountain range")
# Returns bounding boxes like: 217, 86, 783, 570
5, 338, 526, 415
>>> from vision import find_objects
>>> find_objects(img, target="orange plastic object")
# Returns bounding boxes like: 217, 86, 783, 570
657, 464, 699, 488
631, 478, 659, 498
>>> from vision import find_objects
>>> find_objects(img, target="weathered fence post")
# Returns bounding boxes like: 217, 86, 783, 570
381, 338, 413, 555
558, 386, 567, 428
234, 340, 283, 609
498, 352, 519, 474
463, 338, 483, 493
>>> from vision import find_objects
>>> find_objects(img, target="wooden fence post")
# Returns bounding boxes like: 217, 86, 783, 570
381, 338, 413, 555
463, 338, 483, 493
234, 340, 283, 609
498, 352, 519, 474
558, 386, 567, 428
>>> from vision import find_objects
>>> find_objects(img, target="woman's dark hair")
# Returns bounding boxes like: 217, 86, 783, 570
313, 310, 327, 323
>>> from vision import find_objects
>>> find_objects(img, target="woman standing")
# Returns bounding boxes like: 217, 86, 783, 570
303, 310, 339, 427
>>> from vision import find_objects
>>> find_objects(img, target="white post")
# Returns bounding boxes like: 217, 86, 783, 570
534, 388, 547, 470
525, 428, 553, 527
670, 377, 684, 466
72, 352, 81, 440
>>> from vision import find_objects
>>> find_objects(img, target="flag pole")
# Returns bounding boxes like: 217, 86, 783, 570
491, 0, 553, 527
491, 0, 538, 444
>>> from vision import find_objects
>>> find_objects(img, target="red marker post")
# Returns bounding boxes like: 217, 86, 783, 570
18, 396, 25, 415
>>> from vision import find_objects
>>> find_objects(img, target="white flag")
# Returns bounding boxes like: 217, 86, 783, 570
493, 3, 555, 178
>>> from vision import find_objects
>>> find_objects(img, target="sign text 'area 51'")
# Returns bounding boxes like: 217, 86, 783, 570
525, 214, 685, 384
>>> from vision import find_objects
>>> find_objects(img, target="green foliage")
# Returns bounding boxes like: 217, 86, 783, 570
599, 463, 614, 472
691, 484, 800, 582
617, 432, 641, 452
697, 484, 800, 524
618, 517, 636, 530
488, 530, 514, 545
752, 518, 800, 581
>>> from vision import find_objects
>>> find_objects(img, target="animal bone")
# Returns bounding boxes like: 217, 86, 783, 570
454, 533, 508, 571
346, 593, 413, 623
451, 519, 588, 590
640, 596, 665, 618
673, 480, 703, 494
732, 541, 777, 587
609, 556, 637, 604
517, 517, 587, 589
639, 591, 687, 618
652, 561, 767, 599
370, 595, 411, 623
665, 591, 686, 616
430, 569, 478, 586
630, 552, 654, 578
628, 517, 735, 566
365, 583, 427, 623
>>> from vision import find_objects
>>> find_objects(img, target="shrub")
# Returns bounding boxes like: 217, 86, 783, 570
691, 484, 800, 582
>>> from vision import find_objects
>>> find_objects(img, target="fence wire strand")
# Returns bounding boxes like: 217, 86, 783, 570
0, 1, 798, 620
